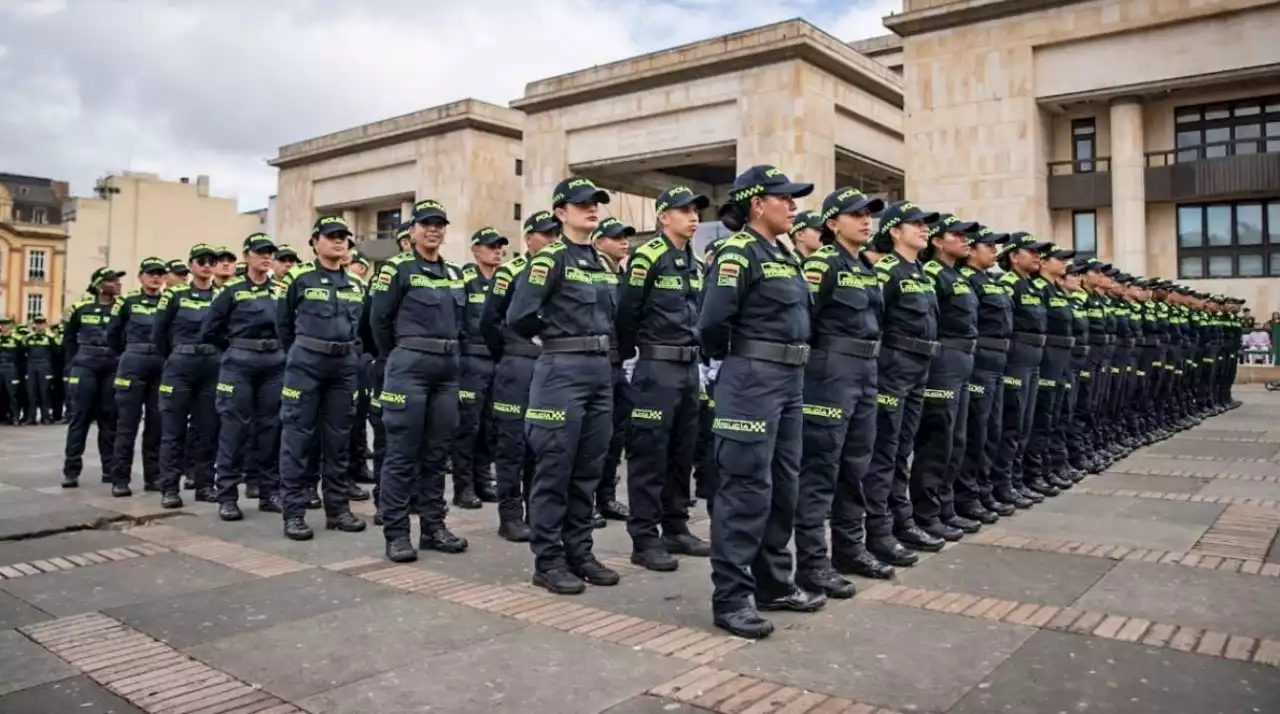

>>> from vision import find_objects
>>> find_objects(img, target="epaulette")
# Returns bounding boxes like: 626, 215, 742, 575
124, 288, 141, 298
874, 254, 899, 271
71, 297, 92, 311
634, 237, 669, 264
958, 266, 975, 277
223, 276, 246, 288
810, 244, 837, 259
462, 264, 479, 280
923, 260, 943, 275
998, 272, 1019, 285
388, 252, 414, 266
536, 240, 567, 256
1031, 277, 1048, 289
722, 232, 755, 250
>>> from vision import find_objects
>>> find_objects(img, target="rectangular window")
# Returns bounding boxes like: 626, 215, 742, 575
515, 159, 524, 177
375, 209, 401, 241
513, 203, 522, 221
25, 293, 44, 322
1177, 199, 1280, 279
26, 250, 46, 282
1172, 95, 1280, 161
1071, 211, 1097, 258
32, 208, 46, 224
1071, 118, 1096, 173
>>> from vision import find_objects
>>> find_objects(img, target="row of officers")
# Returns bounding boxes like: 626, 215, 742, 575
55, 167, 1247, 643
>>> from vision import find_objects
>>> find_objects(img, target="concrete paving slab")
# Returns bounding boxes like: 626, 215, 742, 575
106, 567, 400, 649
1198, 479, 1280, 502
1116, 456, 1280, 478
894, 543, 1115, 606
0, 674, 145, 714
186, 594, 526, 700
168, 511, 387, 566
1073, 561, 1280, 638
0, 551, 254, 616
993, 494, 1224, 552
296, 624, 689, 714
719, 601, 1036, 713
1087, 472, 1208, 494
1148, 440, 1279, 460
949, 630, 1280, 714
0, 530, 147, 567
0, 629, 78, 696
1176, 428, 1269, 440
398, 528, 544, 587
571, 557, 715, 631
0, 590, 52, 631
602, 696, 710, 714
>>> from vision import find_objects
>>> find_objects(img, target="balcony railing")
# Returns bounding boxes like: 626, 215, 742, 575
1145, 140, 1280, 203
1047, 157, 1112, 210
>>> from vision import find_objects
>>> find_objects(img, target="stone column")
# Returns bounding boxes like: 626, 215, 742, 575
400, 201, 413, 223
1109, 98, 1146, 274
342, 209, 358, 239
735, 63, 836, 199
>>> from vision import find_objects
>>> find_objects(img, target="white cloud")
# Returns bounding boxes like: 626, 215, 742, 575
0, 0, 899, 211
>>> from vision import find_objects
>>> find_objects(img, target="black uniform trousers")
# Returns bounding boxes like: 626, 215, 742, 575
158, 350, 219, 493
954, 345, 1007, 507
795, 349, 877, 573
369, 357, 387, 509
379, 347, 459, 539
624, 356, 698, 552
63, 351, 119, 479
865, 346, 931, 536
1134, 344, 1159, 435
1106, 347, 1132, 443
213, 347, 284, 504
278, 344, 358, 519
599, 362, 629, 507
991, 341, 1043, 492
1025, 344, 1070, 481
492, 353, 537, 525
709, 356, 801, 614
25, 359, 55, 421
694, 389, 716, 505
1060, 348, 1089, 469
526, 352, 612, 573
0, 362, 20, 421
110, 350, 163, 486
910, 345, 974, 525
347, 353, 374, 483
1089, 344, 1114, 447
452, 352, 496, 497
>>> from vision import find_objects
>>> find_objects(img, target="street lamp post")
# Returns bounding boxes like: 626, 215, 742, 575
94, 176, 121, 267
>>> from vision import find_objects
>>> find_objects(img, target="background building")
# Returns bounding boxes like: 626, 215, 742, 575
888, 0, 1280, 307
0, 173, 69, 321
64, 172, 264, 310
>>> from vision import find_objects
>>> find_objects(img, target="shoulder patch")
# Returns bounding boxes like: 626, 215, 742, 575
389, 252, 414, 265
923, 260, 943, 275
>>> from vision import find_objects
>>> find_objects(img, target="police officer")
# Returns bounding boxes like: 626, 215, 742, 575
453, 226, 508, 508
699, 165, 825, 639
373, 199, 468, 562
1022, 243, 1076, 494
507, 176, 621, 595
1074, 259, 1113, 473
593, 216, 635, 525
154, 244, 221, 507
910, 214, 982, 542
793, 187, 891, 597
105, 258, 167, 496
200, 233, 285, 520
61, 267, 125, 487
213, 246, 238, 286
616, 186, 711, 572
277, 216, 367, 540
787, 210, 823, 259
864, 201, 945, 563
990, 233, 1051, 508
952, 227, 1015, 522
0, 318, 23, 424
481, 211, 557, 542
272, 245, 300, 285
23, 317, 57, 424
1058, 261, 1092, 480
345, 249, 376, 487
165, 260, 189, 289
50, 320, 67, 423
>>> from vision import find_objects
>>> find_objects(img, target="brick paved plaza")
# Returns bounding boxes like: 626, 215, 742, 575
1, 386, 1279, 713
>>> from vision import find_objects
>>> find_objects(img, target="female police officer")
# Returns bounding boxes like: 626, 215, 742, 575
862, 201, 944, 567
794, 187, 892, 600
1023, 243, 1077, 495
699, 165, 826, 639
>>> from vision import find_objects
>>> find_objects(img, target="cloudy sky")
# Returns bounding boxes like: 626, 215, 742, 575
0, 0, 901, 211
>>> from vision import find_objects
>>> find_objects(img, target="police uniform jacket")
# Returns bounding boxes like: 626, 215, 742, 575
801, 241, 881, 342
1000, 271, 1047, 335
616, 233, 703, 359
277, 261, 363, 351
874, 250, 939, 342
199, 275, 279, 350
23, 330, 56, 363
106, 289, 162, 353
64, 297, 117, 365
924, 258, 977, 339
506, 237, 617, 341
697, 227, 810, 359
480, 254, 536, 360
369, 249, 464, 356
962, 267, 1012, 338
459, 263, 493, 351
152, 283, 217, 358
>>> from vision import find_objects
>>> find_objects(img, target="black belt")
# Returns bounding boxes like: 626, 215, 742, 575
462, 343, 491, 358
638, 344, 701, 363
1013, 332, 1047, 347
1071, 345, 1091, 357
78, 345, 116, 357
730, 338, 810, 366
398, 337, 459, 355
230, 338, 280, 352
883, 333, 940, 358
542, 335, 611, 354
1044, 334, 1075, 348
295, 335, 359, 356
171, 344, 218, 356
1088, 335, 1109, 346
939, 337, 977, 355
125, 343, 156, 354
815, 335, 880, 359
1140, 337, 1159, 347
977, 337, 1011, 352
502, 342, 541, 359
1117, 338, 1136, 348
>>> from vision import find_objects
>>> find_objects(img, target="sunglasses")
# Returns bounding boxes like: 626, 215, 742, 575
192, 257, 217, 267
143, 269, 168, 276
250, 248, 277, 256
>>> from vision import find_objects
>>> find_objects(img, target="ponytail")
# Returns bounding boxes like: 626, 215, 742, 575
718, 202, 747, 232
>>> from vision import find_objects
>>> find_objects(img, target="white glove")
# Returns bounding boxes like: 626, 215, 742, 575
698, 363, 709, 394
707, 358, 723, 384
622, 351, 638, 383
531, 336, 542, 347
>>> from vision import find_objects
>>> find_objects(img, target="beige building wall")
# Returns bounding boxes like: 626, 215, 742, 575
65, 172, 262, 309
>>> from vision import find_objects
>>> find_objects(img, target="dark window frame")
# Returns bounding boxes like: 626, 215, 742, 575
1071, 118, 1097, 173
513, 203, 522, 221
1071, 210, 1098, 260
1176, 199, 1279, 279
515, 159, 524, 177
1173, 94, 1280, 161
